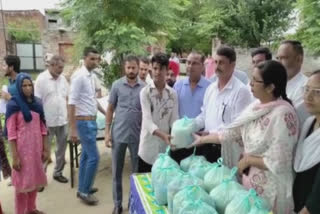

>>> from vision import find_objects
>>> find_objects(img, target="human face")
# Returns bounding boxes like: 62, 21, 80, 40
166, 69, 176, 87
276, 44, 302, 80
186, 53, 204, 79
3, 62, 12, 77
49, 62, 64, 79
214, 54, 235, 79
249, 68, 269, 100
124, 60, 139, 80
21, 79, 33, 98
304, 74, 320, 115
139, 61, 149, 81
252, 53, 267, 67
84, 52, 100, 71
152, 62, 167, 85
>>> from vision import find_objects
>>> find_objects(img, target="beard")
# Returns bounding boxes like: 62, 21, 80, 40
127, 73, 137, 80
166, 79, 175, 87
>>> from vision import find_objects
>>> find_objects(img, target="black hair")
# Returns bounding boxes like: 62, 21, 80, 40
83, 47, 99, 57
139, 56, 150, 64
310, 69, 320, 77
4, 55, 20, 73
189, 50, 206, 63
251, 47, 272, 60
123, 55, 139, 65
151, 53, 169, 69
256, 60, 292, 105
216, 45, 236, 62
281, 40, 304, 56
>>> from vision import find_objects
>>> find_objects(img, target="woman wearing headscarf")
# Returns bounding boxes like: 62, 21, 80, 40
6, 73, 48, 214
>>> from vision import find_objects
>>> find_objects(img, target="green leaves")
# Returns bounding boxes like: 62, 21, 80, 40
7, 21, 41, 43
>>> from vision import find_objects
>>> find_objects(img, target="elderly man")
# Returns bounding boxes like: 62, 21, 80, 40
277, 40, 309, 123
35, 55, 69, 183
170, 51, 211, 163
166, 60, 179, 87
194, 45, 252, 162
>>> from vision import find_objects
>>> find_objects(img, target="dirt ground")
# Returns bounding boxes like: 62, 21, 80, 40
0, 141, 132, 214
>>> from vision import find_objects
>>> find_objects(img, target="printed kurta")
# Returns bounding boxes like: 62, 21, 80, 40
220, 100, 299, 214
7, 111, 47, 192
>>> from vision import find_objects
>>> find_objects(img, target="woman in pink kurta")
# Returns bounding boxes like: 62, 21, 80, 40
190, 61, 299, 214
5, 73, 48, 214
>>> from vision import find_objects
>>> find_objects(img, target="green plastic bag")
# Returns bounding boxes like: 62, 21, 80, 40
178, 199, 219, 214
153, 166, 183, 205
210, 167, 245, 213
171, 116, 196, 149
96, 111, 105, 130
248, 198, 271, 214
167, 172, 204, 214
151, 147, 179, 189
225, 189, 258, 214
180, 148, 206, 172
188, 158, 212, 180
173, 185, 215, 214
204, 158, 234, 192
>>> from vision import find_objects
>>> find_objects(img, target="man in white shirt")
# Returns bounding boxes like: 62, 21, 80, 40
194, 45, 252, 162
277, 40, 309, 123
69, 47, 100, 205
138, 53, 179, 172
35, 55, 69, 183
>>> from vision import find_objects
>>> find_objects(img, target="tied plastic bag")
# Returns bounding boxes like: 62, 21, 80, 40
171, 116, 196, 149
210, 167, 245, 213
248, 198, 271, 214
96, 111, 106, 130
178, 199, 219, 214
167, 172, 204, 214
153, 166, 183, 205
151, 147, 179, 189
225, 189, 261, 214
173, 185, 215, 214
188, 158, 212, 180
180, 148, 206, 172
204, 158, 234, 192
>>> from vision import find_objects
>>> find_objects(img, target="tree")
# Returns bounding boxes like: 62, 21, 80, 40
7, 21, 41, 42
62, 0, 186, 87
294, 0, 320, 55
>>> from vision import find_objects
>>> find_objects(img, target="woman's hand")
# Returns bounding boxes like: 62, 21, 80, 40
42, 149, 50, 163
238, 155, 250, 176
12, 155, 21, 171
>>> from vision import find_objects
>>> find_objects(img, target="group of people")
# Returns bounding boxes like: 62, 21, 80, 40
0, 40, 319, 214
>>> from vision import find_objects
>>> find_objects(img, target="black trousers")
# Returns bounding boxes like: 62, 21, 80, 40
138, 156, 153, 173
170, 144, 221, 164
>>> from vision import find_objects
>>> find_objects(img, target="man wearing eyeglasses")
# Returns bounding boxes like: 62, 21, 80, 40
277, 40, 309, 124
193, 46, 252, 162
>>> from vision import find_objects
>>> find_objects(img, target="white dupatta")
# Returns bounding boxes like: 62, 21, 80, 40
294, 116, 320, 172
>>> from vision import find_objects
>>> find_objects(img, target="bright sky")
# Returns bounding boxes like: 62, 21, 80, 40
2, 0, 62, 14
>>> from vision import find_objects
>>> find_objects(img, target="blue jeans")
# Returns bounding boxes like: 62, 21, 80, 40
76, 120, 99, 194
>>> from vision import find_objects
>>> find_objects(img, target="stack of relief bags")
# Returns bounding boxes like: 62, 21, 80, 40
151, 117, 271, 213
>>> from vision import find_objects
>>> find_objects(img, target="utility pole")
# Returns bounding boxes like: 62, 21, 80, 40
0, 0, 7, 55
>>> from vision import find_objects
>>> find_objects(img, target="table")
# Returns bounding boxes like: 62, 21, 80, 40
129, 173, 169, 214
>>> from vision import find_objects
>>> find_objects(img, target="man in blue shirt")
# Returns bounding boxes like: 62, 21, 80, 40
170, 51, 212, 163
1, 55, 20, 101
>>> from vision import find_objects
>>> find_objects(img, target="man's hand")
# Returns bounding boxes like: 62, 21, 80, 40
1, 91, 11, 101
187, 133, 205, 148
69, 128, 79, 144
105, 132, 112, 148
12, 155, 21, 171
